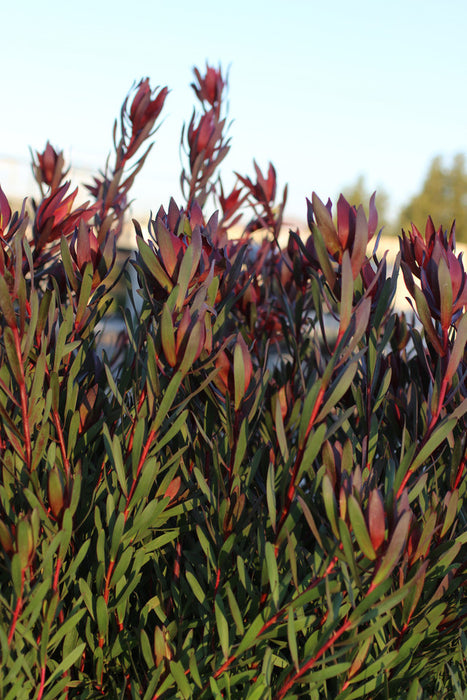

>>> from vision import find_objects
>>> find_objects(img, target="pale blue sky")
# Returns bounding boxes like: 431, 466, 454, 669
2, 0, 467, 228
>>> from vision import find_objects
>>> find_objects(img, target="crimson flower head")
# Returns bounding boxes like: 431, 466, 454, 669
399, 216, 456, 279
70, 223, 115, 290
139, 198, 228, 307
218, 182, 245, 228
401, 218, 467, 339
187, 109, 219, 168
307, 192, 379, 282
33, 182, 98, 254
420, 242, 467, 330
237, 161, 277, 206
124, 79, 168, 160
32, 141, 67, 191
191, 64, 225, 111
130, 79, 167, 129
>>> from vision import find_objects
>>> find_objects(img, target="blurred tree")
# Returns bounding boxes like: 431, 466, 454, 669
340, 174, 390, 233
397, 154, 467, 242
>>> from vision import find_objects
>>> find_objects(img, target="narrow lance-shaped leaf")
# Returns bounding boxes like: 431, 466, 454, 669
350, 205, 368, 279
367, 489, 385, 552
409, 417, 456, 473
441, 489, 459, 537
316, 360, 358, 422
437, 254, 453, 331
0, 274, 16, 328
137, 237, 174, 292
152, 371, 183, 432
233, 333, 252, 410
322, 472, 339, 539
445, 311, 467, 382
338, 250, 354, 339
413, 285, 444, 356
287, 609, 299, 671
348, 494, 376, 560
178, 315, 204, 375
266, 462, 277, 533
161, 303, 176, 366
215, 595, 230, 660
312, 191, 342, 258
265, 540, 279, 609
371, 511, 412, 589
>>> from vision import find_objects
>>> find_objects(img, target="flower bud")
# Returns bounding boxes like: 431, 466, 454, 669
16, 518, 34, 569
48, 467, 65, 519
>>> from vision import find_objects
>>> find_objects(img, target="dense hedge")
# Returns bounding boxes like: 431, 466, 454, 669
0, 65, 466, 699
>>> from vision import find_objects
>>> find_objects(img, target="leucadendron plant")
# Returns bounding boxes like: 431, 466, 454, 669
0, 64, 466, 699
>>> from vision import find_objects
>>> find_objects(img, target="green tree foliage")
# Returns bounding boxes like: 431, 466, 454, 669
398, 153, 467, 241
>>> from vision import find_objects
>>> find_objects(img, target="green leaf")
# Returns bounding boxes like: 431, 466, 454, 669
75, 262, 94, 327
0, 274, 16, 327
338, 518, 360, 587
60, 235, 78, 293
237, 612, 265, 655
446, 312, 467, 381
96, 595, 108, 640
186, 569, 206, 605
410, 417, 456, 473
152, 371, 183, 432
103, 424, 128, 497
44, 642, 86, 689
322, 472, 339, 539
110, 511, 125, 561
413, 285, 444, 355
161, 303, 176, 366
274, 394, 289, 461
297, 495, 323, 550
140, 628, 154, 670
78, 578, 95, 620
441, 489, 459, 537
287, 608, 299, 671
438, 254, 453, 332
266, 462, 277, 532
215, 595, 230, 660
3, 327, 21, 379
338, 250, 354, 338
348, 495, 376, 560
137, 237, 173, 292
169, 659, 192, 698
317, 361, 358, 423
372, 511, 412, 588
226, 584, 244, 636
265, 541, 279, 609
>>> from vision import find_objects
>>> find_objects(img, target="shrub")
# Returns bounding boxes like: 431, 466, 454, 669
0, 65, 466, 699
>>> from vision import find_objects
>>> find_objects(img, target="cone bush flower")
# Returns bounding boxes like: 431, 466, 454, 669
0, 64, 466, 699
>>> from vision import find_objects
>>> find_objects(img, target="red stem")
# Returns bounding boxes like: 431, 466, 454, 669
273, 617, 352, 700
276, 384, 326, 540
52, 409, 71, 480
209, 557, 338, 687
8, 569, 25, 645
37, 663, 47, 700
103, 560, 115, 605
124, 428, 156, 521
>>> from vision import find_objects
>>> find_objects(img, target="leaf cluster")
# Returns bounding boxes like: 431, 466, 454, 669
0, 65, 466, 699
